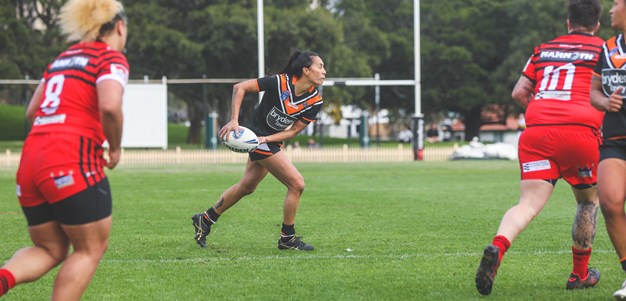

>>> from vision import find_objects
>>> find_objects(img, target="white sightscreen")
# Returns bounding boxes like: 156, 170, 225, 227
120, 83, 168, 149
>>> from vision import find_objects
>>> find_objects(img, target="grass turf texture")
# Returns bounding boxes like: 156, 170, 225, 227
0, 161, 621, 300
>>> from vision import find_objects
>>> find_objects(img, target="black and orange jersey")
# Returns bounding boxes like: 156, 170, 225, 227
30, 41, 129, 145
593, 33, 626, 140
249, 73, 323, 137
522, 32, 604, 128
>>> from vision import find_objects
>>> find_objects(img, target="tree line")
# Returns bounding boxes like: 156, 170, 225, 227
0, 0, 617, 142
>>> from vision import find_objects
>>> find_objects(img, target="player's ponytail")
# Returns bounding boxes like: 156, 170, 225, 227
280, 50, 319, 78
59, 0, 125, 42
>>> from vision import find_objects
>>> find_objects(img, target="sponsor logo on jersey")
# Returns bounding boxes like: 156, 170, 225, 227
601, 69, 626, 96
538, 51, 595, 62
53, 174, 75, 189
522, 160, 551, 173
49, 56, 89, 72
280, 90, 290, 101
535, 90, 571, 101
110, 64, 129, 84
558, 44, 583, 49
266, 107, 297, 131
50, 170, 75, 189
33, 114, 67, 126
63, 49, 83, 55
577, 165, 593, 178
16, 184, 21, 197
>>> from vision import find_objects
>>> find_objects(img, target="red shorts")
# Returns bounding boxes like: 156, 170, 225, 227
16, 133, 107, 207
518, 126, 601, 185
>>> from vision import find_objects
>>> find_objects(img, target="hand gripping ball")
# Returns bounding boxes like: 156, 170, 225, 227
223, 126, 259, 153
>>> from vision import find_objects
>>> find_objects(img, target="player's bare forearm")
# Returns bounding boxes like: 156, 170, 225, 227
260, 121, 308, 144
102, 112, 123, 150
230, 79, 259, 121
97, 80, 124, 168
26, 83, 44, 124
229, 85, 244, 122
511, 76, 534, 109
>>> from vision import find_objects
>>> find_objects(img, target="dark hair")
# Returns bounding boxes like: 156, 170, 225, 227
98, 11, 127, 37
568, 0, 601, 30
280, 50, 319, 77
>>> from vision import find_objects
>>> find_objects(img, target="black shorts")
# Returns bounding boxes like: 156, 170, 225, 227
600, 139, 626, 162
21, 178, 112, 226
249, 142, 283, 161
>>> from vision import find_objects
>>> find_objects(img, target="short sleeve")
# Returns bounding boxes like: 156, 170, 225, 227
96, 51, 129, 89
257, 75, 277, 92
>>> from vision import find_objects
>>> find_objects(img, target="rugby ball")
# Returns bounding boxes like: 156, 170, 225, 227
223, 126, 259, 153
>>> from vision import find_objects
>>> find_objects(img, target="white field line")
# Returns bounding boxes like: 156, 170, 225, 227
100, 249, 617, 264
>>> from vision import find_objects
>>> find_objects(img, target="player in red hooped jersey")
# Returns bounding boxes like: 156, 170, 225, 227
590, 0, 626, 298
191, 51, 325, 251
476, 0, 604, 296
0, 0, 128, 300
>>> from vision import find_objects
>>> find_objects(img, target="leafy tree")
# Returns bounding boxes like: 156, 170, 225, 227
2, 0, 620, 143
0, 0, 65, 107
420, 0, 515, 140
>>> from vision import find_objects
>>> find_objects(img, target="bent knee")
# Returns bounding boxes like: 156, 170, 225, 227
74, 240, 110, 261
39, 244, 70, 264
288, 178, 305, 194
519, 202, 541, 218
237, 183, 258, 196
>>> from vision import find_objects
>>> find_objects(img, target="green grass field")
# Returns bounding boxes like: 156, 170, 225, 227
0, 161, 622, 300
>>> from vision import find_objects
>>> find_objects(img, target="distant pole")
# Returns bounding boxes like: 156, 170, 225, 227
257, 0, 265, 103
374, 73, 380, 147
23, 75, 31, 138
413, 0, 424, 160
414, 0, 421, 117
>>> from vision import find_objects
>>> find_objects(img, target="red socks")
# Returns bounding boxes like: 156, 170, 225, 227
572, 247, 591, 278
489, 237, 591, 278
0, 269, 16, 297
492, 235, 511, 263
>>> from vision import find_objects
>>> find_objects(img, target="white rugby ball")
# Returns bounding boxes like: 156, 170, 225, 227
223, 126, 259, 153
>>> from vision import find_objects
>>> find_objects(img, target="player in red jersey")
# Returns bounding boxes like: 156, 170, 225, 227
590, 0, 626, 299
191, 50, 325, 251
0, 0, 128, 300
475, 0, 604, 295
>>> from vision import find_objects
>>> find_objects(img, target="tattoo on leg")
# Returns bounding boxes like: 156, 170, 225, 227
572, 202, 598, 249
215, 197, 224, 209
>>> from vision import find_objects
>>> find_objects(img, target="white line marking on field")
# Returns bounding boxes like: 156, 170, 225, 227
100, 249, 617, 264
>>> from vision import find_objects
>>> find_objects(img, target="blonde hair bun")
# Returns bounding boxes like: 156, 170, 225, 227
59, 0, 124, 42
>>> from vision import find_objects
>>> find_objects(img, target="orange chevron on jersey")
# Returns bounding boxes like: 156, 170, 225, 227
253, 73, 323, 136
605, 36, 626, 69
277, 74, 323, 115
